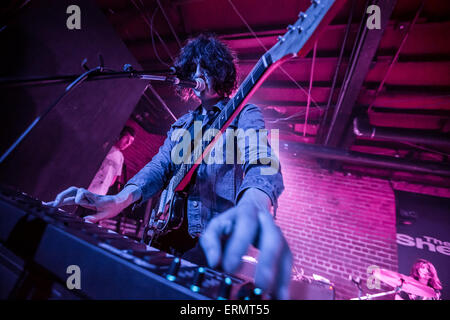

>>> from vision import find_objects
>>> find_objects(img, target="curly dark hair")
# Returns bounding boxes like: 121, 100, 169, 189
173, 34, 238, 100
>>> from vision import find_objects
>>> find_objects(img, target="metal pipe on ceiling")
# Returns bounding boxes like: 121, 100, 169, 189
323, 0, 370, 146
282, 142, 450, 176
353, 117, 450, 148
318, 0, 355, 142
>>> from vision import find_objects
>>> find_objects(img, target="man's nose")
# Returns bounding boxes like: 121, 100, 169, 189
194, 65, 202, 78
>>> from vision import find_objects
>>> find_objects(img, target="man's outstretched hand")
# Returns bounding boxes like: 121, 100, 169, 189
200, 188, 292, 299
43, 185, 141, 223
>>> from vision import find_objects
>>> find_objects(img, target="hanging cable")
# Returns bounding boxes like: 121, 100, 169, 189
267, 110, 308, 124
226, 0, 322, 110
304, 41, 318, 136
131, 0, 174, 67
156, 0, 183, 49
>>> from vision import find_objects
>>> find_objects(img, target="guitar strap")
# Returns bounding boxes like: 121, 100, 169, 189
185, 105, 221, 161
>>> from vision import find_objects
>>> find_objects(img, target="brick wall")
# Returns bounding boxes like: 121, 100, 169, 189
275, 154, 450, 300
122, 119, 166, 180
276, 155, 399, 300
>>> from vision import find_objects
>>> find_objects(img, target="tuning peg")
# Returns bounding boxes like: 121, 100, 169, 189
277, 35, 286, 43
312, 0, 321, 5
298, 12, 307, 20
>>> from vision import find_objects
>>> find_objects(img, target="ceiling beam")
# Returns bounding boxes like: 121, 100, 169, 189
319, 0, 398, 147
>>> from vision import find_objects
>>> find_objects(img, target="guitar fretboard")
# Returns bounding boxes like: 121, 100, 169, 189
213, 53, 271, 131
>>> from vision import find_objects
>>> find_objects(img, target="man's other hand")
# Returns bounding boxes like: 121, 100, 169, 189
200, 188, 292, 299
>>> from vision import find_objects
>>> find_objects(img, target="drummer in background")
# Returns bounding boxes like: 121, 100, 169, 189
395, 259, 443, 300
88, 126, 135, 195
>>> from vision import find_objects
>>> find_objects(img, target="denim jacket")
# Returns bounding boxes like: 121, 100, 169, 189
125, 99, 284, 237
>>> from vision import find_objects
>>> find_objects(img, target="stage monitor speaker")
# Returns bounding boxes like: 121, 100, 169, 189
234, 257, 335, 300
290, 279, 335, 300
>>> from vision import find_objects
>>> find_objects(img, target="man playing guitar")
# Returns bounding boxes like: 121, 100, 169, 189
46, 34, 292, 300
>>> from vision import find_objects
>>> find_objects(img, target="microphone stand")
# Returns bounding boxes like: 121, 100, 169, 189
0, 66, 175, 88
349, 278, 404, 300
349, 276, 363, 299
350, 286, 403, 300
0, 58, 177, 165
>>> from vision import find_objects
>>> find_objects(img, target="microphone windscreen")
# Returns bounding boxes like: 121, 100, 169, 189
195, 78, 206, 91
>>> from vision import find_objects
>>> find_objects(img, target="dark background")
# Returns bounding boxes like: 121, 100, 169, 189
0, 0, 147, 201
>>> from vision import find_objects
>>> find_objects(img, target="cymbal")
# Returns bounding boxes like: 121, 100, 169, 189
372, 268, 436, 298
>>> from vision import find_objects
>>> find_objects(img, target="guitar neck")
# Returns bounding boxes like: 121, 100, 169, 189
210, 52, 273, 132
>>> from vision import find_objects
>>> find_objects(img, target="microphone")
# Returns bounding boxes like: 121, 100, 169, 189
173, 77, 206, 92
123, 63, 206, 92
193, 78, 206, 91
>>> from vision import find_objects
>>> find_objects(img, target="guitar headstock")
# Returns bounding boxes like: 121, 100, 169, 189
268, 0, 338, 62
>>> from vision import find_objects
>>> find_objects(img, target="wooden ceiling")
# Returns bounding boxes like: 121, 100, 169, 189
95, 0, 450, 187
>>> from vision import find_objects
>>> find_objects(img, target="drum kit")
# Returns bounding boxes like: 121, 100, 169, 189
350, 268, 437, 300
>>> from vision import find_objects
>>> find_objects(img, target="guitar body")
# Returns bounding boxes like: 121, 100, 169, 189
143, 187, 198, 254
165, 190, 187, 231
143, 172, 189, 244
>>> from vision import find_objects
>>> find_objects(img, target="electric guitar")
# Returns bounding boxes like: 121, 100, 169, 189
144, 0, 344, 244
